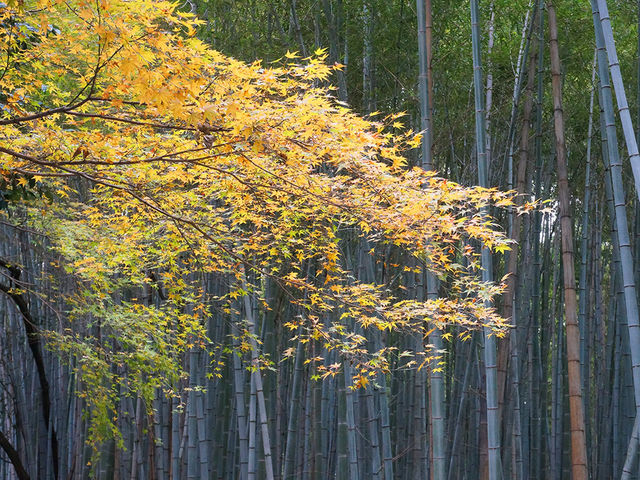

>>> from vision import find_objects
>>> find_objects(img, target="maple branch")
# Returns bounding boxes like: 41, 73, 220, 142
0, 45, 103, 127
65, 110, 200, 131
88, 96, 142, 106
42, 164, 312, 297
0, 257, 59, 480
66, 110, 231, 136
7, 144, 234, 167
0, 219, 50, 237
0, 104, 85, 126
14, 169, 75, 177
0, 27, 123, 127
0, 146, 43, 161
0, 22, 13, 84
0, 149, 268, 283
38, 151, 236, 167
238, 152, 373, 223
0, 73, 102, 127
0, 429, 30, 480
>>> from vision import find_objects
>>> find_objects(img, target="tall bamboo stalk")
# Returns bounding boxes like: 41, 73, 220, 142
232, 318, 249, 480
578, 51, 597, 467
470, 0, 501, 477
362, 0, 374, 114
547, 2, 588, 478
596, 0, 640, 200
592, 2, 640, 471
242, 287, 275, 480
621, 415, 640, 479
417, 1, 445, 477
503, 46, 536, 368
248, 370, 257, 480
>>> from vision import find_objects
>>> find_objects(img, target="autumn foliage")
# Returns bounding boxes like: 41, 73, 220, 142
1, 0, 512, 448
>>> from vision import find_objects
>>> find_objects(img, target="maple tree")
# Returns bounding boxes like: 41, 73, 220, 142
0, 0, 513, 452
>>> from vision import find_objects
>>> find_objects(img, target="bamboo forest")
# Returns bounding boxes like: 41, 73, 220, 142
5, 0, 640, 478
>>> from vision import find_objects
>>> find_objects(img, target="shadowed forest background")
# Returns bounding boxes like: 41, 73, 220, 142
2, 0, 640, 479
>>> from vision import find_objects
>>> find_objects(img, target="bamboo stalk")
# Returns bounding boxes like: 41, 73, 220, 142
596, 0, 640, 200
470, 1, 501, 477
547, 2, 589, 477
